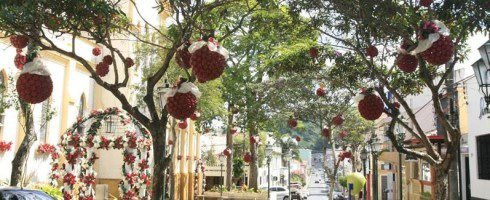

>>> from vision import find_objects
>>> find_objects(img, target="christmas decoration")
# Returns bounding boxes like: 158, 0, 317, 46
189, 37, 229, 83
295, 136, 301, 142
339, 131, 348, 138
249, 136, 259, 144
92, 47, 101, 56
366, 45, 378, 57
393, 102, 401, 109
332, 114, 344, 126
355, 88, 384, 120
396, 53, 418, 73
339, 151, 352, 161
411, 20, 453, 66
16, 57, 53, 104
163, 82, 201, 120
243, 152, 252, 163
96, 62, 109, 77
53, 107, 152, 200
309, 47, 319, 58
176, 41, 192, 69
178, 120, 188, 129
103, 55, 113, 65
316, 87, 326, 97
322, 128, 330, 137
288, 117, 298, 128
0, 141, 13, 153
420, 0, 433, 7
223, 148, 232, 156
37, 143, 56, 155
10, 35, 29, 49
124, 57, 134, 68
14, 52, 26, 70
190, 112, 200, 121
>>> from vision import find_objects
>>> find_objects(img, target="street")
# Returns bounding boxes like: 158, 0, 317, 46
307, 166, 329, 200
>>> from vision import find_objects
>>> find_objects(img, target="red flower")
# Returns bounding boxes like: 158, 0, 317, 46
99, 136, 111, 150
332, 115, 344, 126
288, 117, 298, 128
127, 135, 137, 149
124, 153, 136, 164
295, 136, 301, 142
96, 62, 109, 77
316, 87, 326, 97
86, 135, 95, 148
139, 159, 149, 170
63, 191, 72, 200
83, 174, 96, 186
114, 136, 124, 149
16, 73, 53, 104
37, 143, 55, 155
0, 141, 13, 152
63, 173, 76, 185
92, 47, 101, 56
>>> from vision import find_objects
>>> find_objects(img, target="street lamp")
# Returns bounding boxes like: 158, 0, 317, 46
156, 79, 171, 200
266, 143, 274, 200
219, 153, 226, 198
360, 147, 368, 199
284, 150, 292, 200
472, 56, 490, 115
396, 121, 406, 200
368, 134, 382, 200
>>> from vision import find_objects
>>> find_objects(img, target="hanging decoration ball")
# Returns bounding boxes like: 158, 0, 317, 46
10, 35, 29, 49
309, 47, 319, 58
365, 45, 378, 57
223, 148, 232, 156
164, 82, 201, 120
176, 41, 192, 69
230, 127, 237, 134
332, 114, 344, 126
396, 53, 418, 73
16, 57, 53, 104
124, 57, 134, 68
92, 47, 101, 56
355, 88, 384, 120
420, 0, 433, 7
316, 87, 326, 97
244, 152, 252, 163
393, 102, 401, 109
288, 117, 298, 128
102, 55, 113, 65
411, 20, 454, 66
190, 112, 201, 121
339, 130, 348, 138
14, 52, 26, 70
96, 62, 109, 77
249, 136, 259, 144
322, 128, 330, 137
178, 120, 188, 129
295, 136, 301, 142
189, 37, 229, 83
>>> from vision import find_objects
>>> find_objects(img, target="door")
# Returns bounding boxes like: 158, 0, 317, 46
465, 156, 471, 199
381, 175, 388, 200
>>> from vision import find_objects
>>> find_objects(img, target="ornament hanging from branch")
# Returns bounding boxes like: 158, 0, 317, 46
176, 41, 192, 69
163, 81, 201, 120
396, 43, 418, 73
332, 114, 344, 126
10, 35, 29, 49
411, 20, 454, 66
288, 116, 298, 128
316, 87, 326, 97
309, 47, 319, 58
365, 45, 378, 57
223, 148, 232, 157
190, 112, 201, 121
178, 120, 188, 129
14, 50, 26, 70
244, 152, 252, 163
355, 88, 384, 120
16, 57, 53, 104
322, 128, 330, 138
189, 37, 229, 83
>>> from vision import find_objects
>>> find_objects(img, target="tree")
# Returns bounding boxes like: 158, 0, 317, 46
0, 1, 258, 199
289, 0, 488, 198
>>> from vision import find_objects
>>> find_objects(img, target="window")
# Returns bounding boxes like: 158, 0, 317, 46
38, 99, 51, 142
421, 162, 431, 181
477, 134, 490, 180
77, 95, 86, 133
277, 187, 286, 192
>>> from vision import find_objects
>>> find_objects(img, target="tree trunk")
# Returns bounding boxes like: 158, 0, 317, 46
10, 100, 35, 187
433, 166, 448, 200
226, 109, 234, 190
150, 122, 168, 200
351, 147, 357, 172
248, 123, 259, 192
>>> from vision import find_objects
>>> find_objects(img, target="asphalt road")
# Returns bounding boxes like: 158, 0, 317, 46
307, 168, 329, 200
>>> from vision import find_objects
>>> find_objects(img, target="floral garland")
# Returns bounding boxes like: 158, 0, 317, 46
37, 143, 56, 155
0, 140, 13, 153
52, 107, 152, 200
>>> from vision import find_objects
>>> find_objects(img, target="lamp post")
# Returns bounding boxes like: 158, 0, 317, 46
368, 134, 382, 200
472, 41, 490, 116
219, 153, 226, 199
360, 147, 368, 199
266, 143, 274, 200
284, 150, 292, 200
396, 120, 406, 200
157, 80, 171, 200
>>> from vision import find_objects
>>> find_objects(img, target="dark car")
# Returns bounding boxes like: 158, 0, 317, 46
0, 188, 54, 200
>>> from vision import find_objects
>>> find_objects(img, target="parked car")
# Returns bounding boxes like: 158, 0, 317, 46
0, 188, 54, 199
333, 191, 346, 200
269, 186, 290, 200
290, 183, 308, 200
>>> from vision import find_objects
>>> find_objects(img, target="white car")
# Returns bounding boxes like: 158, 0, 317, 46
269, 186, 290, 200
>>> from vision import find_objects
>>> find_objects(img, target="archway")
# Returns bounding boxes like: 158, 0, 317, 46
50, 107, 152, 200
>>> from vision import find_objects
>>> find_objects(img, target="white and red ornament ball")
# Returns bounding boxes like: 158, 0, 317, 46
411, 20, 454, 66
163, 82, 201, 120
10, 35, 29, 49
355, 89, 384, 120
16, 57, 53, 104
332, 114, 344, 126
189, 37, 229, 83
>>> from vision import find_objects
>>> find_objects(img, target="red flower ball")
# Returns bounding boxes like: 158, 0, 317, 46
14, 53, 26, 70
249, 136, 258, 144
358, 93, 384, 120
322, 128, 330, 137
366, 45, 378, 57
420, 35, 454, 66
295, 136, 301, 142
396, 54, 418, 73
309, 47, 319, 58
96, 62, 109, 77
176, 42, 192, 69
420, 0, 433, 7
166, 92, 198, 120
190, 112, 200, 121
124, 57, 134, 68
103, 55, 113, 65
332, 115, 344, 126
92, 47, 101, 56
10, 35, 29, 49
288, 118, 298, 128
190, 44, 227, 83
16, 73, 53, 104
178, 120, 188, 129
244, 152, 252, 163
316, 87, 326, 97
394, 102, 401, 109
339, 131, 348, 138
223, 148, 232, 156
